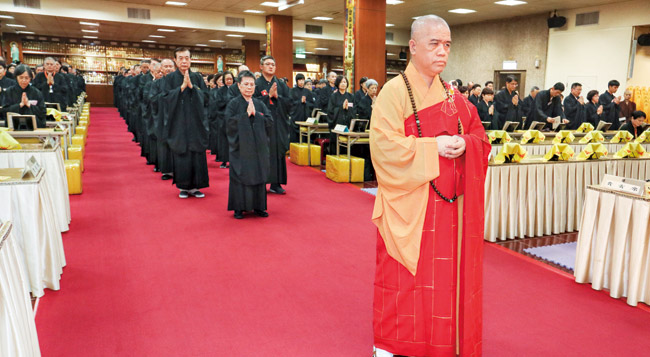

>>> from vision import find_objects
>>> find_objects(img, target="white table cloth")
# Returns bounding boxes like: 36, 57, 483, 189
0, 222, 41, 356
574, 187, 650, 307
484, 157, 650, 241
490, 142, 650, 158
0, 168, 66, 297
0, 145, 70, 232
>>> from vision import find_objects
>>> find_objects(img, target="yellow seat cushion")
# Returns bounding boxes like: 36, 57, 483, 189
68, 145, 84, 171
64, 159, 82, 194
76, 126, 88, 137
289, 143, 321, 166
325, 155, 364, 183
72, 134, 85, 147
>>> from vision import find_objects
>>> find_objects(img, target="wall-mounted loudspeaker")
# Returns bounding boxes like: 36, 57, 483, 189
638, 34, 650, 46
547, 10, 567, 29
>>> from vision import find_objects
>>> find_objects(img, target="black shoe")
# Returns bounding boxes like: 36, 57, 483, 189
269, 185, 286, 194
153, 167, 160, 172
254, 209, 269, 217
191, 190, 205, 198
146, 161, 154, 165
220, 162, 228, 169
161, 174, 173, 180
179, 190, 189, 199
234, 210, 244, 219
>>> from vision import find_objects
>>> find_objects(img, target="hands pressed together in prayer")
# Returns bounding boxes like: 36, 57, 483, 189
342, 99, 349, 110
269, 82, 278, 99
19, 92, 30, 108
597, 105, 603, 115
511, 95, 519, 106
301, 95, 306, 103
180, 71, 193, 92
246, 100, 256, 117
437, 135, 466, 159
46, 72, 54, 86
578, 96, 585, 105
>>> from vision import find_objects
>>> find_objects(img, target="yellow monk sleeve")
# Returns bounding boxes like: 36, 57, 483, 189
369, 79, 440, 275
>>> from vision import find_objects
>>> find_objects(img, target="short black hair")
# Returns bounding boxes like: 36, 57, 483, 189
485, 81, 494, 86
505, 76, 517, 83
260, 55, 275, 65
334, 75, 348, 89
207, 74, 215, 82
223, 71, 234, 83
586, 90, 599, 103
531, 86, 540, 92
359, 77, 368, 86
458, 86, 468, 94
632, 110, 646, 120
0, 61, 7, 70
238, 70, 256, 82
295, 73, 305, 81
481, 88, 494, 96
608, 80, 620, 87
318, 79, 328, 85
571, 82, 582, 89
174, 47, 191, 58
141, 59, 151, 65
471, 84, 481, 91
14, 64, 32, 80
553, 82, 565, 91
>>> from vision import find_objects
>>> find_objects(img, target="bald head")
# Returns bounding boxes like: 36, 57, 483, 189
238, 65, 249, 73
410, 15, 450, 41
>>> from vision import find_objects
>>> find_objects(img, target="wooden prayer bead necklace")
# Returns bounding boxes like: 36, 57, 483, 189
400, 70, 460, 204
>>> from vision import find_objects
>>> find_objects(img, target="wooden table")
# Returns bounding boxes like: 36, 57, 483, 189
296, 121, 329, 166
7, 128, 70, 159
332, 130, 370, 158
0, 221, 42, 356
0, 168, 66, 297
575, 186, 650, 307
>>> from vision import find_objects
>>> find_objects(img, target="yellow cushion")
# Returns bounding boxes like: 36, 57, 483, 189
68, 145, 84, 171
289, 142, 321, 166
76, 126, 88, 137
0, 131, 21, 150
64, 159, 82, 194
325, 155, 364, 183
15, 138, 41, 144
72, 134, 85, 147
339, 136, 370, 144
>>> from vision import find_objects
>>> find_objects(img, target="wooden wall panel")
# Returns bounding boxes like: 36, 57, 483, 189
266, 15, 294, 86
86, 84, 114, 107
354, 0, 386, 89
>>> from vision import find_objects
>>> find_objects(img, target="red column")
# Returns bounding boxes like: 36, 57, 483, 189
353, 0, 387, 89
265, 15, 294, 86
242, 39, 261, 73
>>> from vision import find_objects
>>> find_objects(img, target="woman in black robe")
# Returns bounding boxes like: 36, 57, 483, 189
326, 75, 356, 155
585, 90, 603, 126
356, 78, 378, 120
215, 71, 235, 168
476, 87, 494, 124
289, 73, 315, 142
225, 70, 273, 219
2, 64, 46, 128
208, 72, 224, 158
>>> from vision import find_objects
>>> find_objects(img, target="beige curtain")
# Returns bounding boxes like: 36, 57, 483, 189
0, 222, 42, 356
484, 158, 650, 241
575, 187, 650, 307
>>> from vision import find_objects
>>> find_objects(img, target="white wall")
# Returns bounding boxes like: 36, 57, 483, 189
545, 0, 650, 97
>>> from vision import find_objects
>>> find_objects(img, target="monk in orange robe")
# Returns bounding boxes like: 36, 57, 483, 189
370, 15, 490, 357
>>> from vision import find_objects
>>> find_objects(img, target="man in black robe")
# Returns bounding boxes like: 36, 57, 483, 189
125, 65, 142, 142
161, 48, 210, 198
137, 59, 154, 162
141, 60, 162, 170
0, 61, 17, 104
317, 72, 337, 110
563, 83, 586, 130
354, 76, 368, 104
529, 82, 568, 130
225, 70, 273, 219
154, 59, 176, 180
113, 67, 126, 109
520, 86, 539, 125
468, 84, 481, 107
32, 57, 69, 112
254, 55, 292, 194
599, 79, 622, 130
289, 73, 315, 142
492, 75, 521, 130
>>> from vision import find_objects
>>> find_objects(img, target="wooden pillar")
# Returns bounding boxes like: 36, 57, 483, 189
265, 15, 293, 86
353, 0, 386, 90
242, 39, 261, 73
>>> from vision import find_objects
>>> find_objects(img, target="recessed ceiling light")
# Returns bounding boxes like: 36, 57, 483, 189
17, 31, 35, 34
83, 36, 98, 39
448, 8, 476, 14
387, 53, 396, 55
157, 28, 176, 32
315, 47, 329, 50
80, 21, 99, 26
149, 35, 165, 38
292, 39, 304, 42
82, 29, 98, 33
386, 23, 395, 27
0, 15, 15, 19
226, 34, 244, 37
495, 0, 527, 5
165, 1, 187, 5
244, 9, 265, 14
196, 44, 208, 47
6, 24, 26, 28
312, 16, 333, 21
261, 2, 281, 7
143, 40, 156, 43
386, 0, 404, 4
209, 39, 225, 42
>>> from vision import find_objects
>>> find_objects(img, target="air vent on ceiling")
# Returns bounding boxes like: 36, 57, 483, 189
576, 11, 599, 26
128, 8, 151, 20
386, 32, 394, 41
13, 0, 40, 9
226, 17, 245, 28
306, 24, 322, 35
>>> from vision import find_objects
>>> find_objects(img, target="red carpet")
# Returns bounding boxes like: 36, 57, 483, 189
35, 108, 650, 356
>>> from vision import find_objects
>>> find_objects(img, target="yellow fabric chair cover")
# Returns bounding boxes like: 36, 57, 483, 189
635, 130, 650, 143
614, 143, 647, 158
576, 143, 608, 160
576, 122, 594, 133
520, 130, 545, 144
325, 155, 364, 183
289, 143, 321, 166
487, 130, 512, 144
0, 130, 21, 150
578, 130, 605, 144
64, 159, 82, 194
543, 144, 574, 161
610, 130, 634, 143
494, 143, 528, 164
553, 130, 575, 144
46, 108, 62, 121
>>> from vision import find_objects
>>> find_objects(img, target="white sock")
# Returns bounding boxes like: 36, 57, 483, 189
374, 346, 394, 357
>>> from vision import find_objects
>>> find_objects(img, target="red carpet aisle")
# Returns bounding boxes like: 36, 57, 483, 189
35, 108, 650, 356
